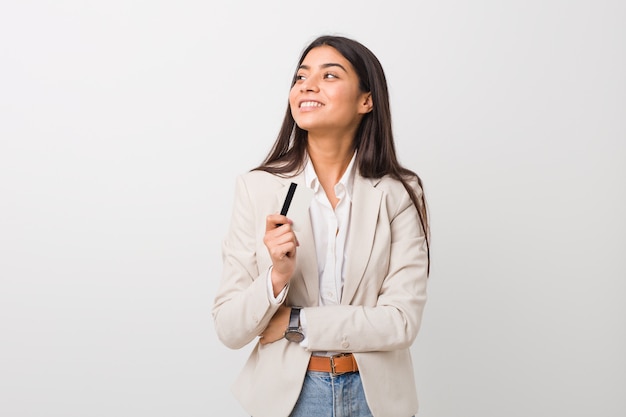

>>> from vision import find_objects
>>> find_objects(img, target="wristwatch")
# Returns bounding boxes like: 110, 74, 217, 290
284, 307, 304, 343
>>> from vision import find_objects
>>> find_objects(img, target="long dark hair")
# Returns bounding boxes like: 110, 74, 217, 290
254, 35, 430, 275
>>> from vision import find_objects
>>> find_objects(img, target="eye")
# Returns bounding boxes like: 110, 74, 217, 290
324, 72, 338, 79
295, 74, 306, 81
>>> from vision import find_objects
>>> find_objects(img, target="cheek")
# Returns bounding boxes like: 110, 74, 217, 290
288, 96, 297, 115
288, 86, 298, 106
329, 87, 355, 105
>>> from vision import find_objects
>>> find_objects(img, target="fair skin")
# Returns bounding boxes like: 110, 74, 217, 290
259, 45, 373, 345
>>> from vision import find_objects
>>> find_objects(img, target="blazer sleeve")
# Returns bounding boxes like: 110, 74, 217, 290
212, 174, 282, 350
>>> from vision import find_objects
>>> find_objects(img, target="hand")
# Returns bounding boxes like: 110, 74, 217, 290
259, 304, 291, 345
264, 214, 299, 296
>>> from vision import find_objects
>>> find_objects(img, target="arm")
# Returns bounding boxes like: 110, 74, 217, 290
212, 174, 298, 349
303, 179, 428, 352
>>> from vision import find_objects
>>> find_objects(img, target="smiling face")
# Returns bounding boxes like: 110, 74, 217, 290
289, 45, 373, 140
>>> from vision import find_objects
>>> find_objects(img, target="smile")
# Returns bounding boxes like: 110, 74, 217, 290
299, 101, 324, 108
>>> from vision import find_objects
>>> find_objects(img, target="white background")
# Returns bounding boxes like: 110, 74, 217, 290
1, 1, 624, 416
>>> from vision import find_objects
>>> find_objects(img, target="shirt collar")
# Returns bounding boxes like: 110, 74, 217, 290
304, 151, 357, 200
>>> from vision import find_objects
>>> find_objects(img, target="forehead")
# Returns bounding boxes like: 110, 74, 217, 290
300, 45, 352, 70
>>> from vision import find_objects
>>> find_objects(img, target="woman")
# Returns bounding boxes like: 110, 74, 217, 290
212, 34, 430, 417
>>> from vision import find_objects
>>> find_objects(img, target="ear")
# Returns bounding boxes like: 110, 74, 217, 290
358, 93, 373, 114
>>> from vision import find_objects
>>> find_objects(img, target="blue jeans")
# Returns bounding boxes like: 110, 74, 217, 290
289, 371, 373, 417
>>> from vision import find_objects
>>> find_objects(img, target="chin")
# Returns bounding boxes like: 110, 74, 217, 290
294, 120, 314, 131
294, 119, 329, 133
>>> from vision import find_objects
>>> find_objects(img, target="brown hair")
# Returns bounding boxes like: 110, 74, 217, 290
254, 35, 430, 275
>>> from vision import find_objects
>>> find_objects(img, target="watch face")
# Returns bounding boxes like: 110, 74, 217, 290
284, 330, 305, 343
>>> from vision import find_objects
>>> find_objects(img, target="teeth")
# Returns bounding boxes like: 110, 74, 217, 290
300, 101, 323, 108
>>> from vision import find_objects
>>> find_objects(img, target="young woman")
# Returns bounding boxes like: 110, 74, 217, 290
212, 35, 430, 417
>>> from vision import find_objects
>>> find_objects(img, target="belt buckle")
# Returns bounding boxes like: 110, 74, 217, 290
330, 353, 350, 376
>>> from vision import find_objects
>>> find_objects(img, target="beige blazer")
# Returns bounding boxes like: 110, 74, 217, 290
212, 168, 428, 417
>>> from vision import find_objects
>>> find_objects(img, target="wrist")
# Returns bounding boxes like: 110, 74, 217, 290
284, 307, 304, 343
270, 268, 290, 290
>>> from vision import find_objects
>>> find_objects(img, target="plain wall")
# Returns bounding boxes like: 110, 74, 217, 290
1, 1, 624, 416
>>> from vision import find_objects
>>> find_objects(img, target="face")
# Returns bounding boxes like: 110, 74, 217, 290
289, 45, 373, 138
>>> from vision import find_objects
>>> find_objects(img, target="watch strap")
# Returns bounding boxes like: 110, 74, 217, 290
288, 307, 302, 330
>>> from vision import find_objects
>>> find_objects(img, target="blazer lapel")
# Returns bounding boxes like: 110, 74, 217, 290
341, 175, 382, 305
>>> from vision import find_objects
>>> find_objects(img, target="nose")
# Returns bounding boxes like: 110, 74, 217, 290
299, 77, 319, 93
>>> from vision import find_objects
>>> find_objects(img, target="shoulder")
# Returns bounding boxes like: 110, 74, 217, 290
371, 174, 423, 198
365, 174, 423, 217
237, 170, 278, 183
233, 169, 297, 198
237, 169, 281, 186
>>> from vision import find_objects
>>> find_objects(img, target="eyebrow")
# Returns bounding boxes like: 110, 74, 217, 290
298, 62, 348, 72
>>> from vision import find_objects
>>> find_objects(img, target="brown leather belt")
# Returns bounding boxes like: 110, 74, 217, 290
308, 353, 358, 375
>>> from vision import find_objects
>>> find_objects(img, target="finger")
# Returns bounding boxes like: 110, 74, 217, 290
266, 214, 291, 231
267, 231, 298, 256
272, 241, 297, 259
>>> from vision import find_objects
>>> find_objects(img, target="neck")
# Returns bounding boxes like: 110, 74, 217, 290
306, 134, 354, 186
